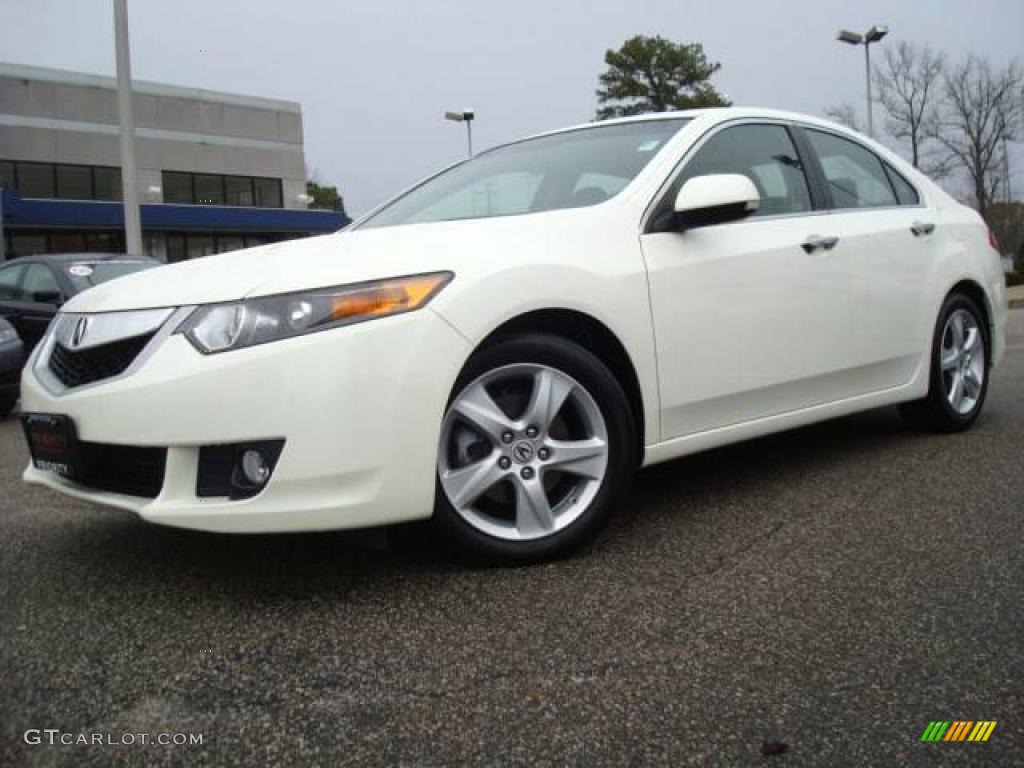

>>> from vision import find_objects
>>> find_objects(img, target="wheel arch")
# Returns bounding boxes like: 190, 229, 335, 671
946, 279, 994, 352
468, 308, 647, 465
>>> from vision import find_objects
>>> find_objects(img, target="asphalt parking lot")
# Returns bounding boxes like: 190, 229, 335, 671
2, 312, 1022, 767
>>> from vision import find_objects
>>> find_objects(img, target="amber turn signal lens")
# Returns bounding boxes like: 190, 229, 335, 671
330, 273, 451, 321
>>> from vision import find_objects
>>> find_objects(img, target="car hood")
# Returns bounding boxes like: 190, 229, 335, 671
62, 204, 630, 315
62, 209, 613, 314
63, 226, 468, 313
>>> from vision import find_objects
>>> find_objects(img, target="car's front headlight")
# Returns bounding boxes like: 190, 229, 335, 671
177, 272, 453, 354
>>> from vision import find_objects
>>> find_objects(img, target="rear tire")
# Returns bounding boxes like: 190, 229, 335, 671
899, 292, 990, 433
433, 333, 635, 565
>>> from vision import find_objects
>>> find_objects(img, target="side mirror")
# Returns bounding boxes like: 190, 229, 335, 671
31, 290, 64, 306
672, 174, 760, 230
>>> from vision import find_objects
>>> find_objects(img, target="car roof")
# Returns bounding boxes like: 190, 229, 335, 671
522, 106, 868, 144
5, 253, 156, 266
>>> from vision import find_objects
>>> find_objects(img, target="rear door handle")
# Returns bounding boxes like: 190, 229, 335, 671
910, 221, 935, 237
801, 235, 840, 254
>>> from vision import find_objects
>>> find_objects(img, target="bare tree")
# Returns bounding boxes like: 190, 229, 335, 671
824, 103, 861, 132
935, 56, 1024, 217
873, 42, 945, 172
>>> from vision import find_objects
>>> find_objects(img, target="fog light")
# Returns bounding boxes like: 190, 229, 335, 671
197, 439, 284, 500
240, 449, 270, 486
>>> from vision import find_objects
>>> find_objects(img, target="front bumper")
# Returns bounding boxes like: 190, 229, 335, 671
21, 309, 469, 532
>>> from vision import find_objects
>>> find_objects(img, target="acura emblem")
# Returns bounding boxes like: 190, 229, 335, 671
71, 317, 90, 348
513, 441, 535, 463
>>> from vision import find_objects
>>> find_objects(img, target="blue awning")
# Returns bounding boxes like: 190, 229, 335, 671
1, 187, 349, 232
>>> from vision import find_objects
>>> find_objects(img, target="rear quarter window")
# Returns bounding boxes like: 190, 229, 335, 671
884, 165, 920, 205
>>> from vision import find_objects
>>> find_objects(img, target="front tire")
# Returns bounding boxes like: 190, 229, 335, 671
0, 393, 16, 419
433, 334, 635, 564
900, 292, 990, 432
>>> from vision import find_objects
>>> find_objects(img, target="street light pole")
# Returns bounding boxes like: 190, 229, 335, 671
445, 109, 475, 159
113, 0, 143, 256
837, 25, 888, 137
864, 43, 874, 139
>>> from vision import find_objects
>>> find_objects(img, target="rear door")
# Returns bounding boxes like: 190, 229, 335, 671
797, 127, 935, 390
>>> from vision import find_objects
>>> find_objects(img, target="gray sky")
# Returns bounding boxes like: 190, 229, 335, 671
2, 0, 1022, 214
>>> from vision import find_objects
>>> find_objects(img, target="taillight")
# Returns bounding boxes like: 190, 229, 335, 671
988, 228, 1000, 252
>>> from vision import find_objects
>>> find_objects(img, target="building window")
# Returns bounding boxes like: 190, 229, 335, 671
225, 176, 254, 206
56, 165, 93, 200
0, 161, 122, 201
93, 167, 123, 201
4, 229, 124, 258
150, 231, 295, 262
0, 160, 14, 190
162, 172, 192, 204
166, 233, 187, 263
253, 177, 283, 208
8, 232, 49, 257
187, 234, 216, 259
160, 171, 283, 207
194, 175, 225, 205
50, 232, 88, 252
17, 162, 56, 198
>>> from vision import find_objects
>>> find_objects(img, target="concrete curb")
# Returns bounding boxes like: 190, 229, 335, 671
1008, 285, 1024, 311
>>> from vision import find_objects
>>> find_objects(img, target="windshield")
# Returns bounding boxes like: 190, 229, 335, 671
65, 260, 156, 292
359, 119, 690, 229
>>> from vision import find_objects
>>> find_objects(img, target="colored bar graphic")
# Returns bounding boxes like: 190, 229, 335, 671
945, 721, 972, 741
922, 720, 997, 742
921, 721, 950, 742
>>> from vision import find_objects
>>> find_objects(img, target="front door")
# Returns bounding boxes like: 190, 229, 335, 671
640, 122, 859, 440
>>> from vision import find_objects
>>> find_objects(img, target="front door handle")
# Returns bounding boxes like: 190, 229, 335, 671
910, 221, 935, 237
801, 235, 840, 254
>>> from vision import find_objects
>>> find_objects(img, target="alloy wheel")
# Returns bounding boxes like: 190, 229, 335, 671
438, 363, 609, 541
940, 308, 985, 415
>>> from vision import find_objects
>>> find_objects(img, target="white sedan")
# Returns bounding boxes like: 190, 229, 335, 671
20, 108, 1007, 563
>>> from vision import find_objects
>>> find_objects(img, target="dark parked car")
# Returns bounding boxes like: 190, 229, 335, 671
0, 254, 159, 414
0, 317, 24, 417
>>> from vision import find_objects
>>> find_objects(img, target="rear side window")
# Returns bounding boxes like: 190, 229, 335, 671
667, 124, 813, 220
805, 129, 898, 209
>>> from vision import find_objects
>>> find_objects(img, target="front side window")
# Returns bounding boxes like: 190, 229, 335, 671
359, 119, 689, 229
657, 124, 812, 227
805, 129, 898, 209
